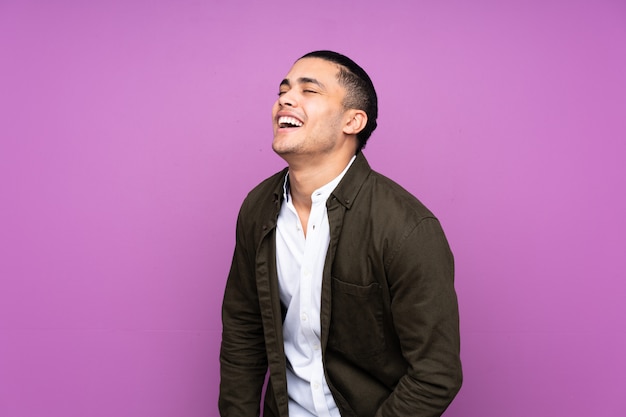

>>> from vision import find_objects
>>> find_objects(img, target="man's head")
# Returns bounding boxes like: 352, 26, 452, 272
299, 51, 378, 151
272, 51, 378, 161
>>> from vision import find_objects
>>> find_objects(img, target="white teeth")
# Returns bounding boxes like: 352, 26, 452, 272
278, 116, 303, 127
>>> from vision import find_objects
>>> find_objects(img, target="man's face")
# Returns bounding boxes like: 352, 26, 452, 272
271, 57, 351, 159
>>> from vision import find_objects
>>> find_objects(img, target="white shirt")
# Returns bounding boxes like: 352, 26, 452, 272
276, 156, 355, 417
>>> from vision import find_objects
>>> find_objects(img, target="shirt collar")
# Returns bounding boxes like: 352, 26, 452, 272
282, 155, 357, 203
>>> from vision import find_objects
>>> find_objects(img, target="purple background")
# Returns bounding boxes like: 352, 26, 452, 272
1, 1, 625, 416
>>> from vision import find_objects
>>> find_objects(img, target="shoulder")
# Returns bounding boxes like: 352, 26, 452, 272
363, 169, 437, 222
361, 171, 452, 267
337, 152, 436, 222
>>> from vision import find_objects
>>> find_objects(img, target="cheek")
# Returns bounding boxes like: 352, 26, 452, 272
323, 107, 346, 128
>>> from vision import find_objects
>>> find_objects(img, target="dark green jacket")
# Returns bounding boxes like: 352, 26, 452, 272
220, 152, 462, 416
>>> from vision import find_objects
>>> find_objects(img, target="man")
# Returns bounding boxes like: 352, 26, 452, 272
219, 50, 462, 417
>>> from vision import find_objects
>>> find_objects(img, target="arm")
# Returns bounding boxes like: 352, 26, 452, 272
219, 209, 268, 416
376, 217, 462, 417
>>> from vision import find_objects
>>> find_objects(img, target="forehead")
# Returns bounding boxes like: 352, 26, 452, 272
283, 57, 342, 86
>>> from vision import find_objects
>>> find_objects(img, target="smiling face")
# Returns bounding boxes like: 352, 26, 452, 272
271, 57, 357, 162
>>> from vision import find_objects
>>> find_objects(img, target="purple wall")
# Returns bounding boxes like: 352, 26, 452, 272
1, 1, 625, 416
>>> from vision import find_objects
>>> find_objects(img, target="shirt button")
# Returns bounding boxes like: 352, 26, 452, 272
313, 343, 320, 350
301, 313, 308, 322
313, 382, 320, 390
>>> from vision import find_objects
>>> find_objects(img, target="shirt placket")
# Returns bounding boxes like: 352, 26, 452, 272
300, 194, 332, 417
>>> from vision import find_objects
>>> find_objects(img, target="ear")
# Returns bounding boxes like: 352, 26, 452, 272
343, 110, 368, 136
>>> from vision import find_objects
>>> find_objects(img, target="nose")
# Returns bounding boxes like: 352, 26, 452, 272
278, 90, 296, 107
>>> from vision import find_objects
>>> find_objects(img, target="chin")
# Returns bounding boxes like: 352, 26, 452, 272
272, 138, 293, 154
272, 144, 301, 159
272, 146, 290, 156
271, 142, 286, 155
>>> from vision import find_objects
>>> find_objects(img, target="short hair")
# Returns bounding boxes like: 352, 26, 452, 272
299, 50, 378, 152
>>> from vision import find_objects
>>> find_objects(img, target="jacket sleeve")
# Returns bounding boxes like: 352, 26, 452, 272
376, 217, 462, 417
219, 207, 267, 416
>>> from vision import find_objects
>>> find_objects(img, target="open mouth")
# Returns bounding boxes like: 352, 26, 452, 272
278, 116, 303, 128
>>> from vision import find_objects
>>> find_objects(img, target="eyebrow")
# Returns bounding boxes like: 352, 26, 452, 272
279, 77, 326, 89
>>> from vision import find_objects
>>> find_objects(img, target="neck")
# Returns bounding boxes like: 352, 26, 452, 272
287, 151, 354, 207
286, 151, 355, 237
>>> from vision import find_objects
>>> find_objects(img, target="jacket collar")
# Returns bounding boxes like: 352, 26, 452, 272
329, 151, 372, 210
270, 151, 372, 211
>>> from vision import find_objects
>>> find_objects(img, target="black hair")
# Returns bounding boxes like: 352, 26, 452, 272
299, 50, 378, 152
